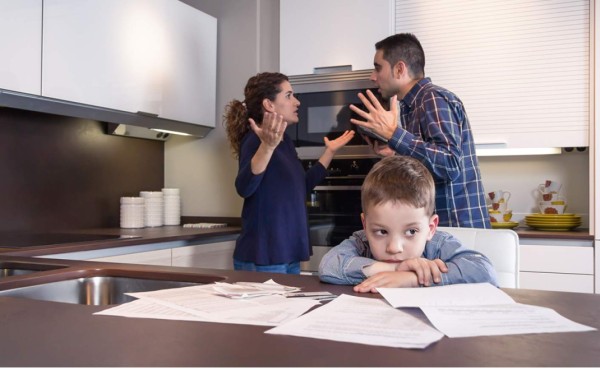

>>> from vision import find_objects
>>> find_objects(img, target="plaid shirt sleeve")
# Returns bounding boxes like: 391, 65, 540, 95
388, 91, 464, 182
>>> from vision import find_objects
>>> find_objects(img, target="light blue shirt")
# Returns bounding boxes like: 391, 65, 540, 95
319, 229, 498, 287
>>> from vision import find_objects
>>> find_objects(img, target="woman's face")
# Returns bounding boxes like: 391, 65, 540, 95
269, 81, 301, 124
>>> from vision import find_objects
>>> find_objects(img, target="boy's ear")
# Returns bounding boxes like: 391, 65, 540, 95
427, 214, 439, 240
360, 212, 366, 230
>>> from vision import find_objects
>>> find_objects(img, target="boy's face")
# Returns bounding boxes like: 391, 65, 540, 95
361, 200, 438, 262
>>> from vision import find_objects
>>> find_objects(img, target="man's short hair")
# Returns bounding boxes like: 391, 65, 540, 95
375, 33, 425, 79
361, 156, 435, 216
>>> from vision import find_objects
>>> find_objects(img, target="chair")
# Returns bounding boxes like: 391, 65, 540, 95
437, 227, 520, 289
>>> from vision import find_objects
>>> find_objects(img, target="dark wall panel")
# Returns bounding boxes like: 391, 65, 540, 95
0, 108, 164, 232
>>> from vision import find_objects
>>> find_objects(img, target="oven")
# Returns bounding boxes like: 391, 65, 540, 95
286, 69, 387, 158
301, 157, 380, 272
286, 70, 384, 273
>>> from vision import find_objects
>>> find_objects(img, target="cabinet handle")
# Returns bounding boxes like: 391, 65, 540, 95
137, 111, 159, 117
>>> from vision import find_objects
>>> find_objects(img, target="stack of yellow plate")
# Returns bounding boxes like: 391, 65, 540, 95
525, 213, 581, 231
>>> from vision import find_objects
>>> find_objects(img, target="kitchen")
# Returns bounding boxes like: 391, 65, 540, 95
0, 0, 599, 366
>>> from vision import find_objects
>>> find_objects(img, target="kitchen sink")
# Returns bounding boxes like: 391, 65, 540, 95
0, 273, 225, 305
0, 261, 68, 278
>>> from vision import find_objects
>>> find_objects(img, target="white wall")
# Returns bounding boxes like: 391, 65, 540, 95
479, 151, 590, 226
165, 0, 279, 217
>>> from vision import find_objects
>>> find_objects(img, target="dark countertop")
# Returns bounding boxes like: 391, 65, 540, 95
0, 216, 243, 257
0, 255, 598, 367
0, 215, 592, 258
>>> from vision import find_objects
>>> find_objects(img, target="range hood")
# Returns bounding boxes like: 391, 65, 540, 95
0, 89, 213, 141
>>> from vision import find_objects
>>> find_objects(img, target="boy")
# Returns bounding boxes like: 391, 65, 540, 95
318, 156, 498, 293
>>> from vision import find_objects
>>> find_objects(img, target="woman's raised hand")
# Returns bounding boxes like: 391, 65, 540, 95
324, 130, 355, 153
249, 112, 287, 150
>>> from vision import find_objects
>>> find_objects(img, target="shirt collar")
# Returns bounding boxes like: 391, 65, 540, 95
400, 77, 432, 109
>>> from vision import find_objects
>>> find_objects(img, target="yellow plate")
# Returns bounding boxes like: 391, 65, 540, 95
526, 220, 581, 225
526, 217, 580, 222
491, 222, 519, 229
525, 213, 578, 219
527, 224, 581, 231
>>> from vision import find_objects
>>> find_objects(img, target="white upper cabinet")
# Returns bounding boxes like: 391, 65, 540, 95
394, 0, 590, 149
280, 0, 392, 76
42, 0, 217, 127
0, 0, 42, 95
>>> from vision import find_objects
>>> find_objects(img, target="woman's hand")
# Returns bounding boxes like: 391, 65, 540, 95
324, 130, 355, 153
249, 112, 287, 150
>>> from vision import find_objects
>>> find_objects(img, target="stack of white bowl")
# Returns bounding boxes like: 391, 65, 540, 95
120, 197, 145, 228
162, 188, 181, 226
140, 191, 164, 227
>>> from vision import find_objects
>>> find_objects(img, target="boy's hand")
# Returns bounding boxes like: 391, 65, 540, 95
395, 258, 448, 286
353, 271, 418, 293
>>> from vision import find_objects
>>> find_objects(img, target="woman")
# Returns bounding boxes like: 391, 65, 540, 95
223, 72, 354, 274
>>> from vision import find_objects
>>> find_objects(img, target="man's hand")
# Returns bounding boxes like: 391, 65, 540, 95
363, 136, 395, 157
349, 90, 398, 141
395, 258, 448, 286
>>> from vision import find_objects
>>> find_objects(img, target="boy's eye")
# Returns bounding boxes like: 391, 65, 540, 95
405, 228, 418, 236
373, 229, 388, 236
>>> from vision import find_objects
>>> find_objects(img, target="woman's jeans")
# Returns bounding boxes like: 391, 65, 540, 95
233, 259, 301, 274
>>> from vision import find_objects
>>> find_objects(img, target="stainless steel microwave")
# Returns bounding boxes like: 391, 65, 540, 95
287, 70, 385, 159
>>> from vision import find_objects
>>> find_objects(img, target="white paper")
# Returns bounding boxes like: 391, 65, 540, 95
420, 303, 597, 338
266, 294, 444, 349
95, 282, 319, 326
377, 283, 515, 308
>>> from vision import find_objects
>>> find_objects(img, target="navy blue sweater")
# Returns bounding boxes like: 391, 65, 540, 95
234, 131, 328, 265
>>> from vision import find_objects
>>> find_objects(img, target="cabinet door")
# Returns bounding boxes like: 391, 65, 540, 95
519, 243, 594, 294
172, 241, 235, 270
43, 0, 150, 113
0, 0, 42, 95
159, 1, 217, 126
88, 249, 172, 266
280, 0, 392, 75
42, 0, 216, 126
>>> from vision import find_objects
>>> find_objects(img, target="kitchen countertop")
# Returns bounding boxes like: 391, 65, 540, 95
0, 217, 243, 257
0, 255, 598, 367
0, 214, 592, 258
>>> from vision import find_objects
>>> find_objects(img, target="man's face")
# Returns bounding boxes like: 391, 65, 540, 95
361, 200, 438, 262
369, 50, 401, 99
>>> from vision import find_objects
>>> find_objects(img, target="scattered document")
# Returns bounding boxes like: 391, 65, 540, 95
266, 294, 444, 349
378, 283, 596, 338
377, 283, 515, 308
95, 281, 319, 326
212, 280, 300, 299
420, 303, 597, 338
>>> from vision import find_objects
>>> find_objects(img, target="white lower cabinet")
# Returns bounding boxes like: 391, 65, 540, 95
519, 242, 594, 293
86, 240, 236, 269
172, 241, 235, 270
88, 249, 172, 266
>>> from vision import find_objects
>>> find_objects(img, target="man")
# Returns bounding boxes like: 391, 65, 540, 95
350, 33, 490, 228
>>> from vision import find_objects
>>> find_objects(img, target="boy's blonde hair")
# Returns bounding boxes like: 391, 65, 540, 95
361, 156, 435, 216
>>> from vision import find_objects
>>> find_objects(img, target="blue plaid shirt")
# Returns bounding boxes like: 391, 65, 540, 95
389, 78, 490, 228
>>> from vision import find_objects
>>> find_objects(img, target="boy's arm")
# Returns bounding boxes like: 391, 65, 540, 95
318, 238, 383, 285
432, 233, 499, 287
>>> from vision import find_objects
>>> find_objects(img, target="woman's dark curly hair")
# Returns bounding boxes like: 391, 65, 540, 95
223, 72, 289, 158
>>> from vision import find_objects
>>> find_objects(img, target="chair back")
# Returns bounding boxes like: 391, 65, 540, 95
437, 227, 520, 288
